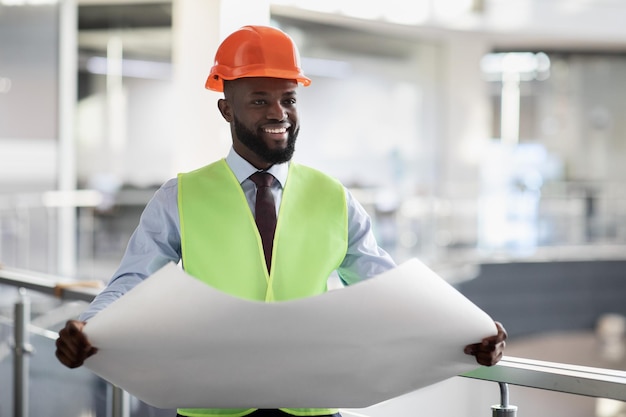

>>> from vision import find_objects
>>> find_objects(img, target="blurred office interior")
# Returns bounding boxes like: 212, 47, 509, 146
0, 0, 625, 416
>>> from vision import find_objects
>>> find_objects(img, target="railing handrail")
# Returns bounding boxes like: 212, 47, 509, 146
462, 356, 626, 401
0, 264, 101, 302
1, 264, 626, 402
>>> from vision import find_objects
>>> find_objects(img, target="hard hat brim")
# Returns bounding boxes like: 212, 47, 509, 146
205, 69, 311, 92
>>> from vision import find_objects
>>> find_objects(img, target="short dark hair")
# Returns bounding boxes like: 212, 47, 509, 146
222, 79, 235, 99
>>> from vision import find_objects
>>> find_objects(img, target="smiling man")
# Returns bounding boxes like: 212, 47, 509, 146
220, 77, 300, 169
55, 25, 507, 417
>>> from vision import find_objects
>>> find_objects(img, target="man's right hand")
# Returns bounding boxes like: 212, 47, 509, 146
55, 320, 98, 368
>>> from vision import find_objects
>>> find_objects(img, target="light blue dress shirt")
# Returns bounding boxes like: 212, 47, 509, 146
80, 149, 396, 321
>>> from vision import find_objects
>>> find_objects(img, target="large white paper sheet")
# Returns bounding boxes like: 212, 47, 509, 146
84, 259, 496, 409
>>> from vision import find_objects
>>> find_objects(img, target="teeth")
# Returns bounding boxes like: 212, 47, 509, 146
264, 127, 287, 134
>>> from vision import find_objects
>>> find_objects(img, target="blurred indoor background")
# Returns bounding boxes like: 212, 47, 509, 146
0, 0, 625, 416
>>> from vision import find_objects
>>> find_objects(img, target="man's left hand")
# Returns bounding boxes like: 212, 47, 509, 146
464, 321, 507, 366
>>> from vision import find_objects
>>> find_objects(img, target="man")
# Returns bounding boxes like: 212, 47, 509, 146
56, 25, 506, 417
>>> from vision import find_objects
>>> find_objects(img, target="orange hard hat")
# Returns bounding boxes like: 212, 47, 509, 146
205, 25, 311, 92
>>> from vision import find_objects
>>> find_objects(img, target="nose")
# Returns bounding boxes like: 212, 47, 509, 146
266, 102, 288, 121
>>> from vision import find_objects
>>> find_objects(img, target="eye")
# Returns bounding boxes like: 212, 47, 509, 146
283, 98, 297, 106
252, 99, 267, 105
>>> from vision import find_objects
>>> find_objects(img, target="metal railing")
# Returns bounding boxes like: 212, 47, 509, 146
0, 265, 127, 417
2, 265, 626, 417
464, 356, 626, 402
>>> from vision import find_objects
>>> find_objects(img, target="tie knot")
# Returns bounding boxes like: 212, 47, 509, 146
250, 171, 275, 188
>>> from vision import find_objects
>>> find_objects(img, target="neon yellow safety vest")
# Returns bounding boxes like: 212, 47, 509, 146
177, 159, 348, 417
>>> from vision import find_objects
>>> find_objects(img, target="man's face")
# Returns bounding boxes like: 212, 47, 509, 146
219, 77, 300, 169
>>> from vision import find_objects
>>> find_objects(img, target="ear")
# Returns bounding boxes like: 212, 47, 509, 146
217, 99, 233, 122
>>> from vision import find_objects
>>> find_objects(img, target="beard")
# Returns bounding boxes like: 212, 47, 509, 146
234, 116, 298, 165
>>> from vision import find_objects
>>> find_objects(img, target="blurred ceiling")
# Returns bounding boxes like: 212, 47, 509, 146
75, 0, 626, 62
77, 1, 171, 60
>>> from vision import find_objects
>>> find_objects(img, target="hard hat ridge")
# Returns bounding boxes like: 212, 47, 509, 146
206, 25, 311, 92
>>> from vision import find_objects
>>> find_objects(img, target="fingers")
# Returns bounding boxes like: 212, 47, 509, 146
477, 322, 508, 351
480, 322, 508, 345
463, 342, 480, 356
464, 340, 505, 366
473, 347, 504, 366
464, 321, 507, 367
494, 321, 508, 342
55, 320, 97, 369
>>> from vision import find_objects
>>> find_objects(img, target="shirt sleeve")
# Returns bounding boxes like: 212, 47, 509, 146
79, 178, 181, 321
336, 188, 397, 286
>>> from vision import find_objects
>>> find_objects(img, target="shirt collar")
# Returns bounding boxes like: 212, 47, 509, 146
225, 147, 289, 188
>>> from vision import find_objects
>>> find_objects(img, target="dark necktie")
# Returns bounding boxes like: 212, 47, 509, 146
250, 172, 277, 272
